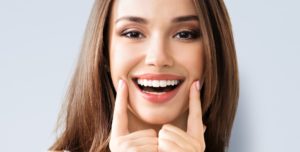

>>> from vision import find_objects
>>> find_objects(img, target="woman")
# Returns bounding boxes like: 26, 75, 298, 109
50, 0, 239, 151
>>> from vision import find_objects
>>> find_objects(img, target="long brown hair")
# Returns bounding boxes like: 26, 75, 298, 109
50, 0, 239, 152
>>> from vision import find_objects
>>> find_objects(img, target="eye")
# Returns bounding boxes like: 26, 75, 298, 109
121, 30, 145, 39
174, 30, 201, 40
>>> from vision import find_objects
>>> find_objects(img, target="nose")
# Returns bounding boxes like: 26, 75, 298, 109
145, 35, 174, 67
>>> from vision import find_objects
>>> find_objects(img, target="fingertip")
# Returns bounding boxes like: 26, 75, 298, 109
196, 80, 200, 91
116, 79, 128, 99
190, 80, 201, 97
158, 128, 166, 138
159, 125, 170, 136
118, 79, 124, 91
115, 79, 127, 104
161, 124, 173, 131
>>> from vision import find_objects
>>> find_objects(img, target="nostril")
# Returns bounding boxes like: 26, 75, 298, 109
144, 50, 174, 67
145, 59, 174, 67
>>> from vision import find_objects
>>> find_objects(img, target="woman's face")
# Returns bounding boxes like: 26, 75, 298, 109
109, 0, 204, 124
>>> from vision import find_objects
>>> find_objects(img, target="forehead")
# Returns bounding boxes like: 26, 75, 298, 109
111, 0, 197, 21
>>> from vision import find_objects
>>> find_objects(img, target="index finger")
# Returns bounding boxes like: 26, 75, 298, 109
111, 79, 129, 137
187, 81, 205, 140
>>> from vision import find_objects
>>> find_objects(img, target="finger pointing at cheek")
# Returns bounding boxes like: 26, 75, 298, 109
187, 81, 206, 144
111, 79, 129, 137
158, 81, 206, 152
109, 80, 158, 152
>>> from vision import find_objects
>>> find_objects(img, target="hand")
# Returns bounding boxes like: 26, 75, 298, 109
158, 81, 206, 152
109, 80, 158, 152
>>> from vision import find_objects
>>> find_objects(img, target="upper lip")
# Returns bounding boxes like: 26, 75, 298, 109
132, 73, 185, 80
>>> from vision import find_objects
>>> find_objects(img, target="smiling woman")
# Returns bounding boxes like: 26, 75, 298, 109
49, 0, 239, 152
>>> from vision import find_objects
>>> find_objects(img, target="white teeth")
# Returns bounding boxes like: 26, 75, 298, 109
137, 79, 180, 87
143, 79, 148, 87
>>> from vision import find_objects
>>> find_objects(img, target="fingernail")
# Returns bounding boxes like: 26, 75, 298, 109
196, 80, 200, 91
118, 79, 124, 90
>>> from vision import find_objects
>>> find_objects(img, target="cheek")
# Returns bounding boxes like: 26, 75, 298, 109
185, 53, 204, 78
109, 40, 142, 87
173, 43, 205, 79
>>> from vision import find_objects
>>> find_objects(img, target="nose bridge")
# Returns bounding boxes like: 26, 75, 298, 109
145, 32, 173, 67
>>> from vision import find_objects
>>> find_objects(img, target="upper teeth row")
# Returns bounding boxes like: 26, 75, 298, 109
137, 79, 180, 87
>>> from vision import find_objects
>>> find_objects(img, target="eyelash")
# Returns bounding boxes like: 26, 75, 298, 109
121, 30, 144, 39
174, 30, 201, 40
120, 29, 201, 40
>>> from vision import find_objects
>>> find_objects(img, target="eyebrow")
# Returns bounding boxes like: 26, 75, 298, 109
172, 15, 199, 23
115, 15, 199, 24
115, 16, 147, 24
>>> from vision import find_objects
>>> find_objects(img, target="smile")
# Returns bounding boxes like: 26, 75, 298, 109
136, 79, 181, 93
132, 74, 184, 103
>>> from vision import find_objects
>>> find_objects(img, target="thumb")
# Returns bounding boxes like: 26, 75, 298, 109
187, 80, 205, 140
111, 79, 129, 137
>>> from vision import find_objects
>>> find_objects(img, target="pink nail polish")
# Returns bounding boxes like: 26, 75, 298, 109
118, 79, 124, 89
196, 80, 200, 91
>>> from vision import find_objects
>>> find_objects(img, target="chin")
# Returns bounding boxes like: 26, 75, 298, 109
140, 113, 174, 125
132, 104, 183, 125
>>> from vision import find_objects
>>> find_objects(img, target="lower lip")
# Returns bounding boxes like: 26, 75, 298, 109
134, 81, 182, 104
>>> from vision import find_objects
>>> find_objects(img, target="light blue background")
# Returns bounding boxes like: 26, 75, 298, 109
0, 0, 299, 151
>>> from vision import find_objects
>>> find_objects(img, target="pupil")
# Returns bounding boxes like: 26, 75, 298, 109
130, 32, 139, 37
180, 32, 188, 38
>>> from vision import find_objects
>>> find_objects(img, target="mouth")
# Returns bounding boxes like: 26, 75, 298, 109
132, 74, 185, 103
133, 79, 183, 93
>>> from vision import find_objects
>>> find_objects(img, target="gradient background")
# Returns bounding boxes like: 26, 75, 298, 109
0, 0, 299, 151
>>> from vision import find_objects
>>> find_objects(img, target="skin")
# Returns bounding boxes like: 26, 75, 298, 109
109, 0, 206, 151
110, 80, 206, 151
